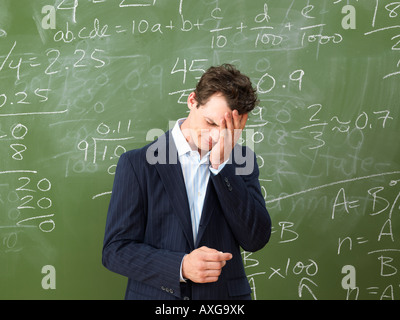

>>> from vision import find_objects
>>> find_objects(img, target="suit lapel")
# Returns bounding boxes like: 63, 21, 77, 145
195, 162, 235, 247
153, 131, 195, 250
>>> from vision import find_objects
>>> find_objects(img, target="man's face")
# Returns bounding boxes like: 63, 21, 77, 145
184, 92, 232, 153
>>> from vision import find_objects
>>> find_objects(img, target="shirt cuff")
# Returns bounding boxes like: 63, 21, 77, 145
209, 158, 230, 175
180, 255, 187, 282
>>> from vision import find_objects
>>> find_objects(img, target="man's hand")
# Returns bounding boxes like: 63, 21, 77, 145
182, 246, 232, 283
210, 110, 248, 170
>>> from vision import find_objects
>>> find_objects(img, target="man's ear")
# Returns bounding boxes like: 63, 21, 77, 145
187, 92, 198, 110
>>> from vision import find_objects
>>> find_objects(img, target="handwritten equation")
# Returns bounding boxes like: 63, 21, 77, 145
0, 0, 399, 299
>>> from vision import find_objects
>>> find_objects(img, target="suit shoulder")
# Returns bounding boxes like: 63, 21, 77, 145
121, 143, 152, 166
122, 147, 146, 161
121, 130, 170, 164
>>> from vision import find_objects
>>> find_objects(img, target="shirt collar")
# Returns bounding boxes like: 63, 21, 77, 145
171, 118, 193, 157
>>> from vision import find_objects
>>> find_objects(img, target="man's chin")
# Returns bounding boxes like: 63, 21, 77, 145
198, 146, 212, 156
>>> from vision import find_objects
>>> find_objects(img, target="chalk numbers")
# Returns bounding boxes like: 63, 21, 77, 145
1, 231, 19, 253
1, 173, 56, 254
14, 176, 55, 233
72, 120, 133, 176
45, 48, 106, 75
302, 104, 394, 150
256, 69, 304, 94
170, 58, 208, 84
8, 123, 28, 161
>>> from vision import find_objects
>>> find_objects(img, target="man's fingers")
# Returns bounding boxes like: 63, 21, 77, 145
219, 117, 226, 130
198, 246, 232, 263
232, 109, 241, 129
240, 112, 248, 129
232, 109, 248, 130
202, 276, 220, 283
183, 247, 233, 283
217, 252, 233, 262
225, 112, 234, 132
205, 261, 226, 270
204, 251, 233, 263
205, 268, 222, 277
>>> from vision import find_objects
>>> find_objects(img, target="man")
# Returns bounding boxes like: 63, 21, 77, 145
102, 64, 271, 300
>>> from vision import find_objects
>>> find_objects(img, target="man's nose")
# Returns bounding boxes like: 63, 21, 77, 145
210, 128, 220, 142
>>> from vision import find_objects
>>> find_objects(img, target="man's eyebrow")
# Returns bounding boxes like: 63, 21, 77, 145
205, 117, 218, 125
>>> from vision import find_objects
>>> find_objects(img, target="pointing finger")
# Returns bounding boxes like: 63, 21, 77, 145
205, 252, 232, 262
197, 247, 232, 262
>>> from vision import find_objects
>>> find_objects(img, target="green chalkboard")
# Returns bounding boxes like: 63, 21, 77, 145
1, 0, 399, 300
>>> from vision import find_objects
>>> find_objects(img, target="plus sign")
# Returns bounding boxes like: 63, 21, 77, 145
165, 20, 175, 30
193, 19, 204, 30
236, 22, 247, 32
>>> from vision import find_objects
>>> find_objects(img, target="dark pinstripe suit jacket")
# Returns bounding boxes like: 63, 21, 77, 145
102, 130, 271, 300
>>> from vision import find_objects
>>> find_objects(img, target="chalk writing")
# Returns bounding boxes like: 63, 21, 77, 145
0, 0, 398, 300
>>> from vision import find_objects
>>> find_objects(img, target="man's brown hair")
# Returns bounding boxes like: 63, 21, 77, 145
194, 64, 259, 115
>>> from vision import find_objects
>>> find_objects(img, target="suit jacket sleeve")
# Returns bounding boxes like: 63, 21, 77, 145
102, 152, 185, 298
210, 146, 271, 252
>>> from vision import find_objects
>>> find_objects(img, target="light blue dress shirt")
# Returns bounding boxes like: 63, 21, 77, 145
171, 118, 228, 282
171, 118, 227, 243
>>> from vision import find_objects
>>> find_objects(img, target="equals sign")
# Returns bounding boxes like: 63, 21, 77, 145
115, 25, 127, 33
28, 56, 40, 67
367, 287, 379, 295
356, 237, 368, 244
